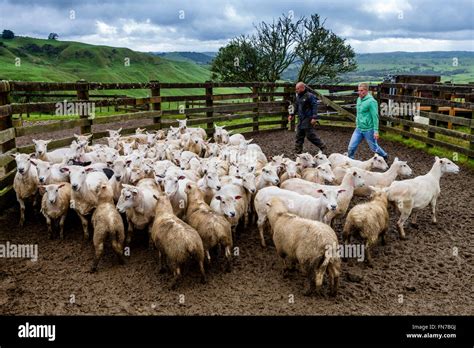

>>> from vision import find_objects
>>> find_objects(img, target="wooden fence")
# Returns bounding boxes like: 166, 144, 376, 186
0, 80, 473, 209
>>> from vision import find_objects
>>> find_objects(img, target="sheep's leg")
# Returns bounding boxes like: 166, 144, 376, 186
90, 237, 104, 273
205, 250, 211, 264
224, 245, 232, 272
430, 197, 438, 224
170, 266, 182, 290
257, 216, 267, 248
77, 213, 89, 240
111, 238, 125, 265
315, 262, 329, 295
147, 226, 154, 250
158, 251, 167, 274
364, 241, 373, 267
410, 211, 419, 228
59, 215, 67, 240
17, 195, 26, 227
303, 268, 315, 296
342, 221, 351, 245
199, 260, 207, 284
125, 219, 134, 245
45, 216, 53, 239
396, 200, 412, 240
324, 211, 335, 226
327, 262, 340, 297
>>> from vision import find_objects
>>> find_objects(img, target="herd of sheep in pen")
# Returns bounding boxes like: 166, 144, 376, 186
9, 119, 460, 295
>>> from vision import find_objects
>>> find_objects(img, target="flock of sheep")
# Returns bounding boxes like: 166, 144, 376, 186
9, 119, 460, 295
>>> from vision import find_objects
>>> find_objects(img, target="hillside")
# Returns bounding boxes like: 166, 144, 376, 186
281, 51, 474, 83
0, 37, 211, 87
152, 51, 214, 65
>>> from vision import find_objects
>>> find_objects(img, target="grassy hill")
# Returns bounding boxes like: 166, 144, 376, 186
152, 51, 214, 65
0, 36, 212, 96
281, 51, 474, 83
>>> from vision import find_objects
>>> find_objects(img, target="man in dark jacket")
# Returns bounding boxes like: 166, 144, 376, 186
288, 82, 327, 154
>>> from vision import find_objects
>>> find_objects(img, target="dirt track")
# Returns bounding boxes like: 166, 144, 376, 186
1, 128, 473, 315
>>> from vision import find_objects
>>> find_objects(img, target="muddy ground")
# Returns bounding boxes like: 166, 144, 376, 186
1, 127, 473, 315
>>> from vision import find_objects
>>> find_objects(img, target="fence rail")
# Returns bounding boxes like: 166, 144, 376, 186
0, 79, 473, 210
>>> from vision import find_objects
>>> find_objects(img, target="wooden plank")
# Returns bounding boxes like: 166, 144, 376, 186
0, 105, 12, 117
0, 149, 15, 167
310, 89, 356, 121
379, 116, 473, 140
9, 81, 78, 92
15, 119, 89, 137
212, 93, 256, 101
0, 128, 15, 145
17, 136, 75, 154
419, 111, 471, 127
205, 81, 213, 135
379, 93, 473, 109
380, 83, 474, 93
380, 124, 474, 157
0, 169, 15, 190
92, 111, 161, 125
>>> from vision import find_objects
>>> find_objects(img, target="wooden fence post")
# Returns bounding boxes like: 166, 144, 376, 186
427, 90, 441, 148
76, 79, 91, 135
0, 80, 17, 208
150, 80, 161, 128
252, 84, 259, 132
283, 85, 291, 130
470, 110, 474, 160
205, 81, 214, 137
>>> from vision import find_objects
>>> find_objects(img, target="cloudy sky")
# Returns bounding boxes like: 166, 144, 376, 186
1, 0, 473, 53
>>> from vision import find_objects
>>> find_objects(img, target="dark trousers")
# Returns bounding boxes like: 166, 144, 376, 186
295, 127, 326, 150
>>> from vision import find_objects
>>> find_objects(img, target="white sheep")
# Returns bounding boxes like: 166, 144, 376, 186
386, 156, 459, 239
329, 153, 388, 171
116, 179, 161, 245
39, 182, 71, 239
11, 153, 39, 226
254, 186, 340, 247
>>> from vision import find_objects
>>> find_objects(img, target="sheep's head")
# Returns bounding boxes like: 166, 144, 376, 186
117, 184, 139, 212
393, 158, 412, 177
40, 183, 66, 205
371, 154, 389, 171
32, 139, 51, 158
215, 194, 241, 218
436, 157, 460, 174
30, 159, 52, 184
317, 163, 335, 183
261, 164, 280, 186
317, 188, 345, 211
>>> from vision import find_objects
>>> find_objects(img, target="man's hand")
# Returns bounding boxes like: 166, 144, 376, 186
288, 115, 294, 122
310, 119, 317, 126
374, 132, 379, 140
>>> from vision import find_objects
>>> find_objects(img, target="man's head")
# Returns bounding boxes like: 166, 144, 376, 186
295, 82, 306, 94
358, 82, 369, 98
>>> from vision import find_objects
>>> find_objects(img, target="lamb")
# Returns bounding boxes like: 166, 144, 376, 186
177, 119, 207, 139
301, 163, 335, 184
295, 152, 316, 170
31, 159, 69, 185
329, 153, 388, 171
116, 179, 160, 245
150, 193, 207, 289
254, 186, 339, 247
90, 183, 125, 272
265, 197, 341, 296
213, 125, 229, 144
279, 159, 301, 183
184, 183, 233, 270
32, 139, 71, 164
109, 159, 131, 202
197, 169, 221, 204
281, 167, 365, 225
39, 182, 71, 239
343, 186, 390, 266
11, 153, 39, 226
386, 156, 459, 239
351, 157, 412, 196
60, 165, 109, 239
255, 163, 280, 190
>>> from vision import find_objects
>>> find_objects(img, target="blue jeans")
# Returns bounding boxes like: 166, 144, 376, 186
348, 128, 387, 159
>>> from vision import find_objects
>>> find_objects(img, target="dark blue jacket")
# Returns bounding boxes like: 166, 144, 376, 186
291, 91, 318, 129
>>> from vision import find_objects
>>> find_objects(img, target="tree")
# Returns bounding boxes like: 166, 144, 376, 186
295, 14, 356, 84
48, 33, 59, 40
210, 35, 264, 83
251, 14, 302, 82
1, 30, 15, 39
